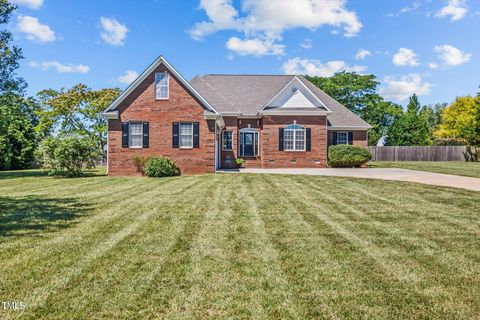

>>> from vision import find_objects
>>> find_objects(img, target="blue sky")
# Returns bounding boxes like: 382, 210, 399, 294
8, 0, 480, 107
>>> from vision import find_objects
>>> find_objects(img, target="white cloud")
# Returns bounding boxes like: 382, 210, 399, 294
10, 0, 43, 9
226, 36, 285, 56
380, 73, 432, 101
281, 57, 366, 77
17, 16, 56, 43
100, 17, 128, 46
355, 49, 371, 60
117, 70, 139, 84
434, 44, 472, 66
300, 38, 313, 49
30, 61, 90, 74
428, 62, 439, 69
392, 48, 420, 66
190, 0, 362, 56
435, 0, 468, 22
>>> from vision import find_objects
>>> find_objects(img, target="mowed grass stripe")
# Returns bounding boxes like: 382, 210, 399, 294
285, 175, 479, 318
24, 177, 216, 319
1, 177, 200, 309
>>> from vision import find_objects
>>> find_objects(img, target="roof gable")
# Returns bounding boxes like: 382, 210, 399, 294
102, 56, 217, 115
263, 76, 329, 111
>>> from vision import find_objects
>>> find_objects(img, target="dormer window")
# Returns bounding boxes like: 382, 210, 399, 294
155, 72, 169, 100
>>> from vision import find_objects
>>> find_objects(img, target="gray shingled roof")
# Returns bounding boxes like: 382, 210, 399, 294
190, 74, 371, 128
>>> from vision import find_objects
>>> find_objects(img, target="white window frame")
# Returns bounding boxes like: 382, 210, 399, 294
179, 122, 193, 149
129, 122, 143, 149
155, 72, 169, 100
337, 131, 349, 145
284, 123, 306, 152
222, 130, 233, 151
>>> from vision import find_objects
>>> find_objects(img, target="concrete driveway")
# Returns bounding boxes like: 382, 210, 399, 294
239, 168, 480, 192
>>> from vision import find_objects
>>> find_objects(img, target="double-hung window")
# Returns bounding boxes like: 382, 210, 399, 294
155, 72, 169, 99
179, 122, 193, 148
222, 131, 233, 151
129, 122, 143, 148
337, 132, 348, 145
284, 124, 305, 151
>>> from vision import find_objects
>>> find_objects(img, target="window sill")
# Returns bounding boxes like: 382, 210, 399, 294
129, 146, 143, 149
179, 147, 193, 150
155, 97, 169, 101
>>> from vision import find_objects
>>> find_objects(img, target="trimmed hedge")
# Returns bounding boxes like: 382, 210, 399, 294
144, 156, 180, 177
328, 145, 372, 168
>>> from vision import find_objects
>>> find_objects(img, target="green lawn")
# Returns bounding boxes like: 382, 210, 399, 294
1, 170, 479, 319
369, 161, 480, 178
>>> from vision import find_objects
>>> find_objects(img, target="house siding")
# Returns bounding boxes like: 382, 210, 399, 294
107, 64, 215, 176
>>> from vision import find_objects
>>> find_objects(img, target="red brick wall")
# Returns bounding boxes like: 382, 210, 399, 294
108, 64, 215, 176
327, 130, 368, 147
261, 115, 328, 168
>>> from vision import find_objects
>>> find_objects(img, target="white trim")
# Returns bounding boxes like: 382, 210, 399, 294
179, 122, 194, 149
102, 56, 218, 114
102, 111, 119, 119
238, 128, 260, 157
222, 130, 233, 151
336, 131, 349, 145
261, 110, 330, 116
283, 123, 306, 152
128, 121, 143, 148
262, 76, 331, 112
155, 72, 169, 100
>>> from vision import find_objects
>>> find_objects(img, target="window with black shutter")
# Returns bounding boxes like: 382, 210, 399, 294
122, 122, 129, 148
172, 122, 179, 148
279, 128, 284, 151
142, 122, 149, 148
306, 128, 311, 151
193, 122, 200, 148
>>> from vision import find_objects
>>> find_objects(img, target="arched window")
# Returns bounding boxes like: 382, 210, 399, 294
284, 123, 305, 151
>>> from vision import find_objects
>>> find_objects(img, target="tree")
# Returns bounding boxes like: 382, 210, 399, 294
0, 0, 25, 94
435, 95, 480, 146
306, 72, 378, 114
37, 136, 102, 177
306, 72, 402, 145
0, 94, 37, 169
386, 94, 430, 146
0, 1, 37, 170
35, 84, 121, 158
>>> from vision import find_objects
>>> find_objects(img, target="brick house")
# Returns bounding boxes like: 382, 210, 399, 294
102, 56, 371, 175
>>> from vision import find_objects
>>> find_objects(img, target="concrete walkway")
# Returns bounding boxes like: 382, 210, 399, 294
238, 168, 480, 192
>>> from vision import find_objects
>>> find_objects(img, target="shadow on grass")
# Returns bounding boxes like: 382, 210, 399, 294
0, 196, 92, 238
0, 167, 107, 180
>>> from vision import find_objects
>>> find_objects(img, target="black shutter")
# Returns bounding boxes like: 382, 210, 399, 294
306, 128, 311, 151
142, 122, 149, 148
172, 122, 179, 148
333, 132, 338, 145
348, 132, 354, 145
122, 122, 129, 148
279, 128, 284, 151
193, 122, 200, 148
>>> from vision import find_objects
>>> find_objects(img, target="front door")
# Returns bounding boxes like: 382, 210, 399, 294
242, 132, 254, 157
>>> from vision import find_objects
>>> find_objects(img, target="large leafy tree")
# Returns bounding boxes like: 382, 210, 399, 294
386, 94, 430, 146
306, 72, 402, 145
36, 84, 121, 157
0, 0, 37, 170
434, 95, 480, 146
0, 0, 25, 94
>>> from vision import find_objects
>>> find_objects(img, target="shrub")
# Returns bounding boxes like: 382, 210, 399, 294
132, 156, 147, 174
37, 136, 102, 177
328, 145, 372, 168
235, 158, 245, 168
144, 156, 180, 177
